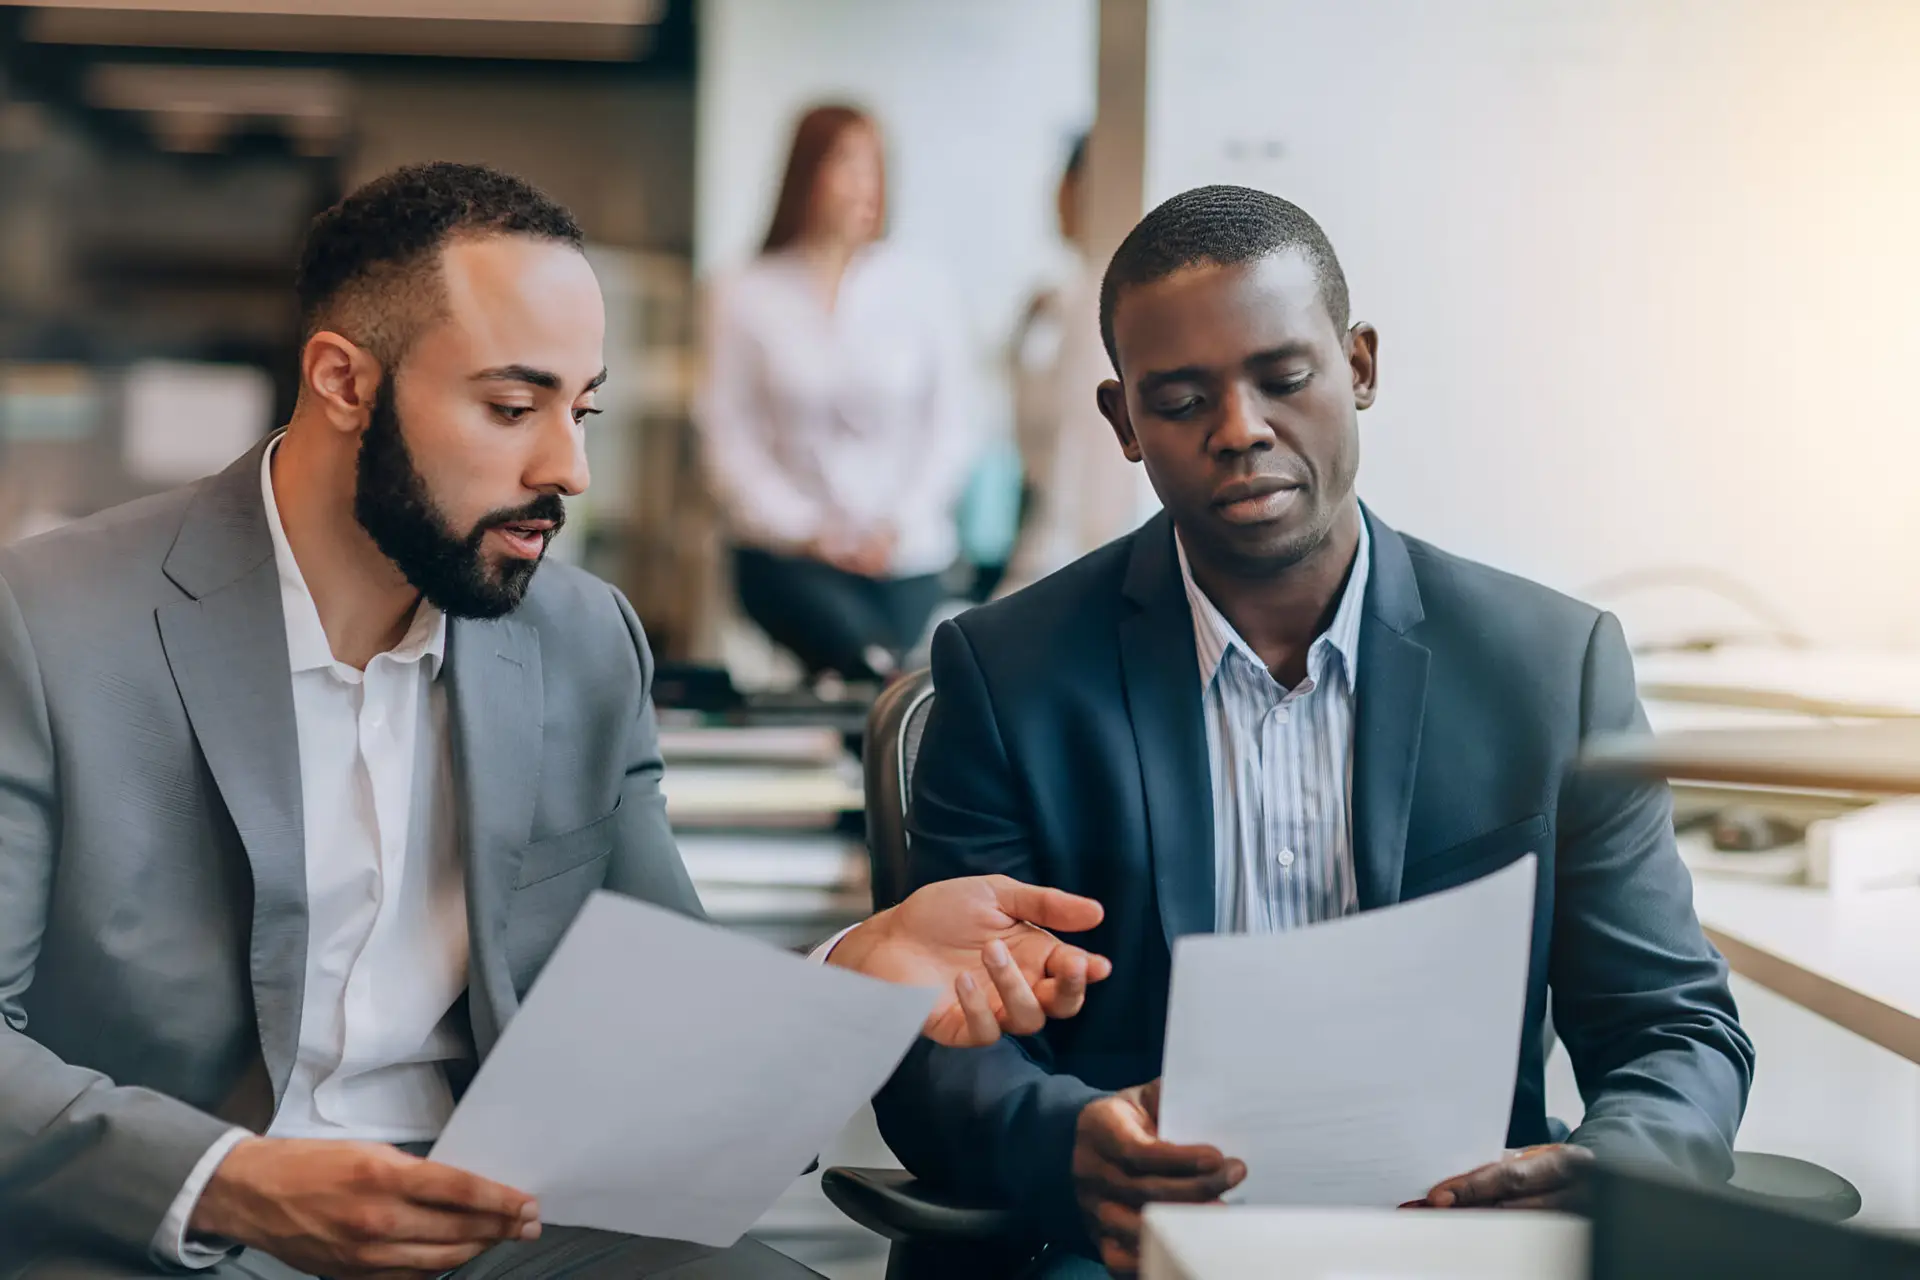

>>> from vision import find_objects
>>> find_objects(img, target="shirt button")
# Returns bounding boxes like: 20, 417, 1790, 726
1278, 848, 1296, 870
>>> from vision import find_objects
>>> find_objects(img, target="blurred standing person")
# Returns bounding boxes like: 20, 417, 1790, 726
999, 134, 1155, 597
698, 105, 978, 683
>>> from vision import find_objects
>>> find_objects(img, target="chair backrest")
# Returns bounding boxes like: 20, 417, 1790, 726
863, 669, 935, 911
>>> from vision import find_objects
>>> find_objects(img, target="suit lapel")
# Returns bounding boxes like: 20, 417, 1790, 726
1351, 511, 1429, 910
156, 439, 307, 1113
445, 614, 543, 1058
1118, 514, 1216, 948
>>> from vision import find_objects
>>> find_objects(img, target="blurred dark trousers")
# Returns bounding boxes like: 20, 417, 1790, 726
734, 548, 946, 681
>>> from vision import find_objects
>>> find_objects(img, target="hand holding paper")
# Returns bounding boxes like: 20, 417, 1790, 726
830, 873, 1115, 1046
432, 893, 941, 1246
1072, 1079, 1246, 1276
1158, 857, 1538, 1210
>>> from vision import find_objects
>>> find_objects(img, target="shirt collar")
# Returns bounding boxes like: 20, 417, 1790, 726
1176, 515, 1371, 693
261, 435, 446, 679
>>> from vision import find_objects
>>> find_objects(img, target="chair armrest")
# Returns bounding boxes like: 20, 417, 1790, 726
820, 1166, 1028, 1243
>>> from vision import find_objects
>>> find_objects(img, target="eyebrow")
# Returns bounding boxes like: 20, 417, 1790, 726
471, 365, 609, 394
1134, 343, 1319, 394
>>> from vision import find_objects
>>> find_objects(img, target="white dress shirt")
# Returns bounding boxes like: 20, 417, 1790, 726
696, 242, 980, 577
1177, 521, 1372, 933
154, 438, 468, 1265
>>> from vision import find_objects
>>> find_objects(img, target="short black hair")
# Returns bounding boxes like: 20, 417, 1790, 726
1098, 184, 1350, 370
295, 161, 584, 367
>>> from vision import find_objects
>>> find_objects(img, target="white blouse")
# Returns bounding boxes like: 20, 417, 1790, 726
696, 242, 979, 578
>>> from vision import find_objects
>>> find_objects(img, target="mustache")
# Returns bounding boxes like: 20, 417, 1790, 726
475, 494, 567, 536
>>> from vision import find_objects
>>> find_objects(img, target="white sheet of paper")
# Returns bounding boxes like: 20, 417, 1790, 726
430, 892, 938, 1246
1159, 856, 1537, 1208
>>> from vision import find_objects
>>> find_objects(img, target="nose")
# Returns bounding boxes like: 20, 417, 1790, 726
528, 406, 591, 498
1210, 379, 1277, 457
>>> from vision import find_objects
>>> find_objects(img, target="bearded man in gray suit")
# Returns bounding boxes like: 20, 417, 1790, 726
0, 162, 1110, 1279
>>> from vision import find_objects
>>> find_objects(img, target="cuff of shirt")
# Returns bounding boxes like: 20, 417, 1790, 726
808, 923, 859, 964
152, 1126, 251, 1268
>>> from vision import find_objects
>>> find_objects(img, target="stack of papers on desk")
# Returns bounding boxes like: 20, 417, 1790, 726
1159, 858, 1535, 1208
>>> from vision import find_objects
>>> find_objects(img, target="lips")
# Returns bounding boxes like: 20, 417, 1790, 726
1209, 473, 1306, 526
1212, 474, 1300, 507
490, 518, 557, 560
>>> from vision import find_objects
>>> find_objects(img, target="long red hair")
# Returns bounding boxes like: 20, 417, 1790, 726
761, 104, 885, 254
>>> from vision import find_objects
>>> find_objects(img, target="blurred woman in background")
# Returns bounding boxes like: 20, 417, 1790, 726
998, 132, 1153, 597
697, 104, 977, 684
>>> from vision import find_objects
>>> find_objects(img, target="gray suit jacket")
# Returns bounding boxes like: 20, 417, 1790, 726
0, 439, 702, 1263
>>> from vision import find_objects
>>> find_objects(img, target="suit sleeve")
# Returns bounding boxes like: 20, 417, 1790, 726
1552, 611, 1755, 1178
871, 620, 1105, 1247
601, 585, 706, 922
0, 572, 237, 1260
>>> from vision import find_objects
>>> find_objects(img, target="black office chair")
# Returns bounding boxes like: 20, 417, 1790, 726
820, 672, 1047, 1280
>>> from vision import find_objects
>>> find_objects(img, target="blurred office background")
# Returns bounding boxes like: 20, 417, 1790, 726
4, 1, 1920, 1274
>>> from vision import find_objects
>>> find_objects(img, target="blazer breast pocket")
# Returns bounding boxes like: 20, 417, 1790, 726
512, 802, 621, 889
1403, 813, 1550, 899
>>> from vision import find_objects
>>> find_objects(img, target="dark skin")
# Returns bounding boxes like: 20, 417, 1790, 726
1080, 251, 1585, 1269
1096, 251, 1372, 687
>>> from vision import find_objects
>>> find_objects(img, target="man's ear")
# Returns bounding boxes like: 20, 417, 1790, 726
1347, 322, 1379, 411
301, 331, 384, 433
1096, 380, 1144, 463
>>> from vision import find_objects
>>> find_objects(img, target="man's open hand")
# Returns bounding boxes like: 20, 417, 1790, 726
828, 874, 1113, 1046
1410, 1144, 1595, 1211
190, 1137, 537, 1277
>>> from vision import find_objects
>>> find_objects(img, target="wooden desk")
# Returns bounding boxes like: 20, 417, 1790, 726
1141, 1204, 1588, 1280
1692, 877, 1920, 1066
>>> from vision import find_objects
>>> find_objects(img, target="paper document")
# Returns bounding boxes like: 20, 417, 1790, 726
1159, 857, 1536, 1208
431, 892, 937, 1245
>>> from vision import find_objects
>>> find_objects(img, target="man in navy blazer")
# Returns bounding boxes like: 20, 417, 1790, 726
872, 186, 1753, 1277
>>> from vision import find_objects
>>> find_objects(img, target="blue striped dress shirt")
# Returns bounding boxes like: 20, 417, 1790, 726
1175, 521, 1372, 934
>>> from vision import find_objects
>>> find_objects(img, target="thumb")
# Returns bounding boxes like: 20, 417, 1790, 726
1140, 1078, 1163, 1124
985, 876, 1105, 933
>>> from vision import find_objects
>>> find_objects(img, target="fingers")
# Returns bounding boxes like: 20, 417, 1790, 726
1087, 1109, 1227, 1178
1090, 1159, 1248, 1206
346, 1206, 532, 1246
984, 876, 1105, 933
1426, 1147, 1583, 1208
1034, 947, 1088, 1020
982, 939, 1047, 1035
1490, 1189, 1585, 1211
401, 1159, 537, 1223
952, 970, 1000, 1045
353, 1241, 494, 1273
1087, 1199, 1143, 1277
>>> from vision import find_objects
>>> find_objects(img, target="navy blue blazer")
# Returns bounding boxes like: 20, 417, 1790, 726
872, 508, 1753, 1247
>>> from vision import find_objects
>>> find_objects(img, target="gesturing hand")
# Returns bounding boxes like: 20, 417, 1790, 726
190, 1137, 537, 1278
1410, 1143, 1596, 1211
1073, 1080, 1247, 1277
828, 874, 1114, 1046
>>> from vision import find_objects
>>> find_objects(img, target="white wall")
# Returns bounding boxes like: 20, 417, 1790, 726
1147, 0, 1920, 647
696, 0, 1098, 439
